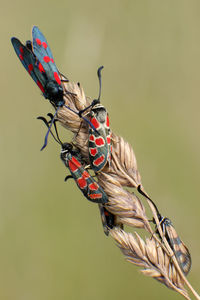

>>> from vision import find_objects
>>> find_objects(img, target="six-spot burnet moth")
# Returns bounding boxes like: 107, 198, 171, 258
11, 26, 66, 107
11, 26, 99, 151
79, 66, 112, 172
149, 198, 191, 275
38, 113, 108, 204
61, 144, 108, 204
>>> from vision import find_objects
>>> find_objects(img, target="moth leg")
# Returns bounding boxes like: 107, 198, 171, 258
71, 119, 85, 143
47, 113, 58, 124
64, 175, 73, 182
84, 164, 91, 170
59, 72, 69, 82
63, 91, 77, 97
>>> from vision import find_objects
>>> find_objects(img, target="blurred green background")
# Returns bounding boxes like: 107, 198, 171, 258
2, 0, 200, 299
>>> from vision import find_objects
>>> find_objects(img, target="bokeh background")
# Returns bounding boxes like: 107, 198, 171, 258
2, 1, 200, 299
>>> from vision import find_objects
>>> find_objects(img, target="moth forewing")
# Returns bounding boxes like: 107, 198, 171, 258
89, 105, 112, 172
162, 218, 192, 275
61, 144, 108, 204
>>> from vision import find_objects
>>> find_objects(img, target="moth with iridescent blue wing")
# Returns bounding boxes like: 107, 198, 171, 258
11, 26, 99, 149
11, 26, 65, 107
11, 38, 41, 89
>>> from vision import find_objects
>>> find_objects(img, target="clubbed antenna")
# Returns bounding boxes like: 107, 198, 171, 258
97, 65, 104, 102
78, 65, 104, 117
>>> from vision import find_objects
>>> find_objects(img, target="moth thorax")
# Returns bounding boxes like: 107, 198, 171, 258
92, 103, 105, 111
92, 107, 107, 123
60, 143, 72, 160
45, 81, 63, 101
62, 143, 73, 152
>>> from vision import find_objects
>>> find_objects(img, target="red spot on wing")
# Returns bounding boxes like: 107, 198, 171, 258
89, 193, 102, 200
91, 117, 100, 130
36, 38, 42, 46
50, 58, 54, 63
69, 160, 78, 172
71, 156, 81, 167
82, 170, 90, 179
89, 182, 99, 191
42, 42, 47, 49
38, 63, 45, 73
43, 56, 51, 63
19, 54, 23, 60
28, 64, 33, 74
19, 46, 24, 54
95, 137, 105, 146
89, 148, 98, 156
77, 177, 87, 189
37, 80, 45, 93
54, 72, 61, 85
106, 115, 109, 127
107, 136, 111, 145
69, 156, 81, 172
93, 155, 105, 167
89, 135, 95, 141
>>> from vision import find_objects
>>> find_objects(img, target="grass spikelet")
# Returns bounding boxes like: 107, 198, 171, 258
48, 76, 199, 300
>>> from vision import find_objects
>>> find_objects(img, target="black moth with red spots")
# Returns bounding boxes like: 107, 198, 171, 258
11, 26, 65, 107
79, 66, 112, 172
11, 26, 99, 150
38, 113, 108, 204
61, 143, 108, 204
89, 103, 111, 172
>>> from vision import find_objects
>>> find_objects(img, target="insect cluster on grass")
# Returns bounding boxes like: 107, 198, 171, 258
11, 26, 192, 287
